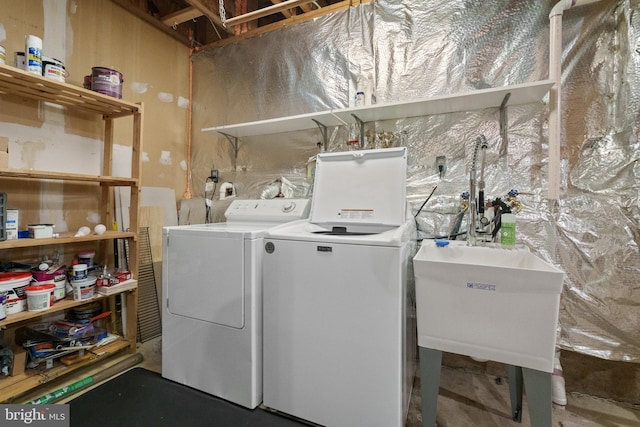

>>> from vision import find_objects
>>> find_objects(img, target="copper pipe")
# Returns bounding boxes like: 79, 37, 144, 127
183, 30, 194, 199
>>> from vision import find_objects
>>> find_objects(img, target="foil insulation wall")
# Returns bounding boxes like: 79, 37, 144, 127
191, 0, 640, 362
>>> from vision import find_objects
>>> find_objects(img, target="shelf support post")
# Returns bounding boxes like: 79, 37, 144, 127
499, 92, 511, 157
218, 132, 239, 159
312, 119, 329, 151
350, 113, 365, 149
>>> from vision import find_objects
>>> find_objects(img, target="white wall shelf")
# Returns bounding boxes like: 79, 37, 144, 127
202, 80, 554, 147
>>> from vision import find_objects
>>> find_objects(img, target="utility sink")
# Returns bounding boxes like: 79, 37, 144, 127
413, 240, 565, 372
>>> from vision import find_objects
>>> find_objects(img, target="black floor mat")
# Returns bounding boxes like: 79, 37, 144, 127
69, 367, 310, 427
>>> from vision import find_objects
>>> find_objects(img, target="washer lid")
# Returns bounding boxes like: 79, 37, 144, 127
310, 147, 407, 229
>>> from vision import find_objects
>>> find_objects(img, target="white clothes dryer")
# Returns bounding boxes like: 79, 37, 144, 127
161, 198, 310, 409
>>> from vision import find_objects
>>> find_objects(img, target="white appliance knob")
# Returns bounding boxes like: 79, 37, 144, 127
282, 201, 296, 212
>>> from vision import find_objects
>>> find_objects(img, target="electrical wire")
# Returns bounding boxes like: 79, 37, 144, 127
414, 185, 438, 218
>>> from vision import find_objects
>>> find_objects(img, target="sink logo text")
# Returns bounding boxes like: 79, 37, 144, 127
467, 282, 496, 291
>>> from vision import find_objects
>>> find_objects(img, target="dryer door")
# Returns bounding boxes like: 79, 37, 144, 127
165, 229, 245, 329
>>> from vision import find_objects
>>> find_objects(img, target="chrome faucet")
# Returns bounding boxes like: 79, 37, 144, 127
468, 135, 488, 246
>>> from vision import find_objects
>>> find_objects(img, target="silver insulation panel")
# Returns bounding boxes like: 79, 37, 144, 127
190, 0, 640, 362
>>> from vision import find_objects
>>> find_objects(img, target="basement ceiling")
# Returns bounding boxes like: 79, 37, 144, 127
112, 0, 369, 50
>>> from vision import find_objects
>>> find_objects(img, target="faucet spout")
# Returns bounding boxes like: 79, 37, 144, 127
468, 135, 488, 245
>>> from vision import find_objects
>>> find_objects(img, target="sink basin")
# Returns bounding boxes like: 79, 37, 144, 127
413, 240, 565, 372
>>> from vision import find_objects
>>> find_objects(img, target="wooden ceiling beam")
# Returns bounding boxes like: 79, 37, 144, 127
225, 0, 317, 27
199, 0, 372, 51
161, 6, 203, 27
185, 0, 234, 34
111, 0, 192, 46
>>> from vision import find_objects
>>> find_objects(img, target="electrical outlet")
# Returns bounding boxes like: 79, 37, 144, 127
211, 169, 219, 183
436, 156, 447, 178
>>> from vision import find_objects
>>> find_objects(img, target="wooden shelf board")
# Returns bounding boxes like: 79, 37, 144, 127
202, 80, 553, 138
0, 281, 137, 328
0, 339, 133, 403
0, 168, 138, 185
0, 231, 136, 250
0, 63, 140, 118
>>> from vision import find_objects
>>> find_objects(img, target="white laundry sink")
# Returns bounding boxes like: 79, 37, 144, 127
413, 240, 565, 372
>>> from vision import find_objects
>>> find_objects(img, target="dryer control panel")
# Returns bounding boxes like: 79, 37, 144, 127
225, 199, 311, 223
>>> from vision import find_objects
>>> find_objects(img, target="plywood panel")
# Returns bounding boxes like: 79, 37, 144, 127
139, 206, 164, 264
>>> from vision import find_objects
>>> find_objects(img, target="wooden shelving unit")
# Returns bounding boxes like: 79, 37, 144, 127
0, 63, 143, 402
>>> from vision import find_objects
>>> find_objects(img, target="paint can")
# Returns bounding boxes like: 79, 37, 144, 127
0, 291, 8, 320
0, 46, 5, 65
32, 266, 67, 302
71, 276, 96, 301
83, 75, 92, 90
25, 284, 55, 312
91, 66, 123, 99
78, 251, 96, 268
72, 263, 88, 281
42, 56, 67, 83
0, 272, 32, 315
25, 35, 43, 75
14, 52, 25, 69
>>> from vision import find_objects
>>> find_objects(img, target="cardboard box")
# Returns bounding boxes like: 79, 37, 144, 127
10, 346, 26, 377
0, 151, 7, 169
6, 209, 18, 240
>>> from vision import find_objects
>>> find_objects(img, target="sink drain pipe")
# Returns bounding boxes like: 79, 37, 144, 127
548, 0, 606, 406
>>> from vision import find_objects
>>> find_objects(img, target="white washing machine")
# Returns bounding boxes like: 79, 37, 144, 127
262, 147, 418, 427
161, 198, 311, 409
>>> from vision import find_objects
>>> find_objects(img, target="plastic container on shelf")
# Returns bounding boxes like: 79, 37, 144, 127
32, 265, 67, 302
71, 276, 97, 301
72, 263, 88, 281
0, 291, 8, 320
0, 272, 32, 315
78, 251, 96, 268
25, 283, 55, 312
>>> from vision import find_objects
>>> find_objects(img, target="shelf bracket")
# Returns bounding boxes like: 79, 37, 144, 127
312, 119, 329, 152
218, 132, 239, 159
350, 113, 365, 149
499, 92, 511, 157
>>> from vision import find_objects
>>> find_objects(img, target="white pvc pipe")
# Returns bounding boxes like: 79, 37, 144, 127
548, 0, 605, 200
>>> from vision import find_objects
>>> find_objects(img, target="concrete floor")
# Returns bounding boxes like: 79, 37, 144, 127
21, 336, 639, 426
134, 337, 639, 427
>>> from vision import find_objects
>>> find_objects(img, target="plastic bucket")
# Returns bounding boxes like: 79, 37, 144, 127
91, 67, 123, 99
72, 264, 88, 281
25, 284, 55, 312
0, 272, 32, 315
0, 291, 7, 320
71, 276, 96, 301
32, 266, 67, 301
78, 251, 96, 268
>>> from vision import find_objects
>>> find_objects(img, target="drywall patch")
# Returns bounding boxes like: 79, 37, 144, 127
131, 82, 148, 94
177, 96, 189, 109
157, 92, 174, 103
17, 139, 48, 170
160, 151, 172, 165
180, 159, 187, 171
43, 0, 66, 61
142, 152, 150, 162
